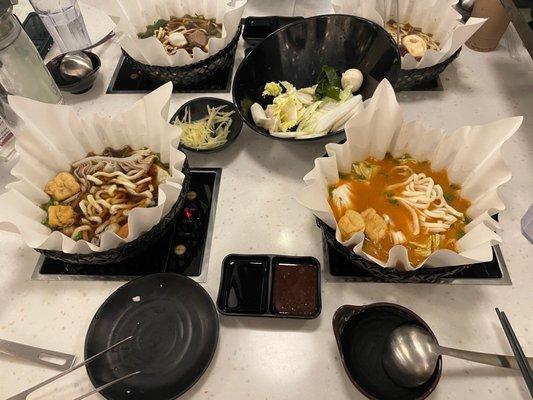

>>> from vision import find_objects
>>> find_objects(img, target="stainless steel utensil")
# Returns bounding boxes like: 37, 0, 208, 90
382, 324, 533, 388
496, 308, 533, 396
59, 51, 93, 81
0, 338, 76, 371
6, 336, 137, 400
395, 0, 401, 45
81, 31, 115, 51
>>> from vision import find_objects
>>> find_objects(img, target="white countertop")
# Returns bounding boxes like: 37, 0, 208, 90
1, 1, 532, 399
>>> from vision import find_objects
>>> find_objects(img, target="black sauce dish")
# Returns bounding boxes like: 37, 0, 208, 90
332, 303, 442, 400
217, 254, 321, 319
232, 14, 401, 142
170, 97, 243, 153
46, 51, 101, 94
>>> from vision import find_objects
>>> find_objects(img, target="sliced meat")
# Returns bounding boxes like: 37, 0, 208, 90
185, 30, 209, 49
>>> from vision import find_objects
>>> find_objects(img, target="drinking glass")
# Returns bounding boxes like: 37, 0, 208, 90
29, 0, 91, 52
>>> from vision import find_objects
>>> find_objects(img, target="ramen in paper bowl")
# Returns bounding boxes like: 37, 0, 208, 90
297, 80, 522, 271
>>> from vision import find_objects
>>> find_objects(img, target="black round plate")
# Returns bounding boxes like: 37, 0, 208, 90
332, 303, 441, 400
232, 14, 401, 142
85, 273, 219, 400
170, 97, 243, 153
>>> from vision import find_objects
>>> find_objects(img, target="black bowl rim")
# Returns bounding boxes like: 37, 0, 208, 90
332, 303, 442, 400
232, 13, 401, 143
122, 22, 242, 71
47, 51, 101, 90
169, 97, 243, 153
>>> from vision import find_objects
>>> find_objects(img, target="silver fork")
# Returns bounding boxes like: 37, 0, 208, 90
7, 336, 139, 400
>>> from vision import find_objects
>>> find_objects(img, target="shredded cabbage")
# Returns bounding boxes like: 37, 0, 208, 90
262, 82, 282, 97
251, 76, 363, 139
176, 105, 234, 150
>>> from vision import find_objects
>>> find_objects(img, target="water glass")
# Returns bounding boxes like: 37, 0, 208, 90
29, 0, 91, 53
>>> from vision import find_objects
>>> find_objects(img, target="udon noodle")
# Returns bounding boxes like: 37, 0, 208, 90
329, 153, 471, 265
385, 19, 440, 59
42, 147, 170, 244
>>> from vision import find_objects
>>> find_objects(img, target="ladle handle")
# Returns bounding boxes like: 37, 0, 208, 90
438, 345, 532, 370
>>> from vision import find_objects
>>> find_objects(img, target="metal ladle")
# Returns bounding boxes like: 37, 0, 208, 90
382, 324, 533, 388
59, 51, 93, 81
59, 31, 115, 81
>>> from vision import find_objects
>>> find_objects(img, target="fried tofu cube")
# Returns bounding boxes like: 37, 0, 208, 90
44, 172, 81, 201
48, 205, 76, 228
117, 223, 129, 239
338, 210, 365, 239
361, 208, 388, 243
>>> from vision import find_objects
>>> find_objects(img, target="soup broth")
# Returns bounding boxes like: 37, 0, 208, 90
328, 153, 471, 266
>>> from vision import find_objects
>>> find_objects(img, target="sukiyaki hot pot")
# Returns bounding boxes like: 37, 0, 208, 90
0, 83, 189, 264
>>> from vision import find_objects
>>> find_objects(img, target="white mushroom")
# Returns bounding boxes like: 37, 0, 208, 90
168, 31, 188, 48
341, 69, 364, 93
402, 35, 428, 58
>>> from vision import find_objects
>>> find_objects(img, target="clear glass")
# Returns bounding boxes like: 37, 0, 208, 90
0, 8, 63, 161
29, 0, 91, 52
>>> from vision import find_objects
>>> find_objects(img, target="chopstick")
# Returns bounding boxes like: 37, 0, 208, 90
7, 336, 134, 400
495, 308, 533, 397
72, 370, 141, 400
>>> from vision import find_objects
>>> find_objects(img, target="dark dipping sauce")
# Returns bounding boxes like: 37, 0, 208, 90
223, 259, 269, 314
272, 263, 318, 317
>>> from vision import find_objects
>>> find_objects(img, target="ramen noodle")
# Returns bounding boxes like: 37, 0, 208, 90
42, 147, 170, 244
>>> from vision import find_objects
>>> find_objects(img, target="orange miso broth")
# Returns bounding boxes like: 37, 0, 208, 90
328, 153, 471, 266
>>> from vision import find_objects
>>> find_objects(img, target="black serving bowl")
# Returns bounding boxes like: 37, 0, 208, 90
232, 14, 401, 142
47, 51, 101, 94
333, 303, 442, 400
170, 97, 243, 153
124, 23, 242, 87
36, 162, 191, 265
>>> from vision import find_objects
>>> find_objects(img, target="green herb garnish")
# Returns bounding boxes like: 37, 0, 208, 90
73, 232, 82, 241
456, 229, 465, 239
464, 215, 472, 225
388, 198, 399, 206
443, 192, 455, 203
315, 65, 342, 101
41, 198, 57, 211
339, 172, 351, 179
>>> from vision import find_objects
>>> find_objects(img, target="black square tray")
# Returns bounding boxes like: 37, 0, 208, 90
217, 254, 322, 319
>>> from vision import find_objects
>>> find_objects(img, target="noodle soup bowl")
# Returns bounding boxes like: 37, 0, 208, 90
0, 83, 189, 264
297, 79, 522, 272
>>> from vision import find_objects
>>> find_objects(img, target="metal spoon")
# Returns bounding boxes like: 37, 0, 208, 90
58, 31, 115, 81
382, 324, 533, 388
59, 51, 93, 81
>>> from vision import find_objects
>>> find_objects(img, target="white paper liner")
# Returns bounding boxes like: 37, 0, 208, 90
107, 0, 247, 67
297, 79, 523, 271
332, 0, 486, 70
0, 83, 187, 254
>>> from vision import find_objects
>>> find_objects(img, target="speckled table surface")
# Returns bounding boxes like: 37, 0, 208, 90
1, 1, 532, 399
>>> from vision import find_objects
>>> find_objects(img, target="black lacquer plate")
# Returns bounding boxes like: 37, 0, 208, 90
233, 14, 401, 142
85, 273, 219, 400
333, 303, 441, 400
